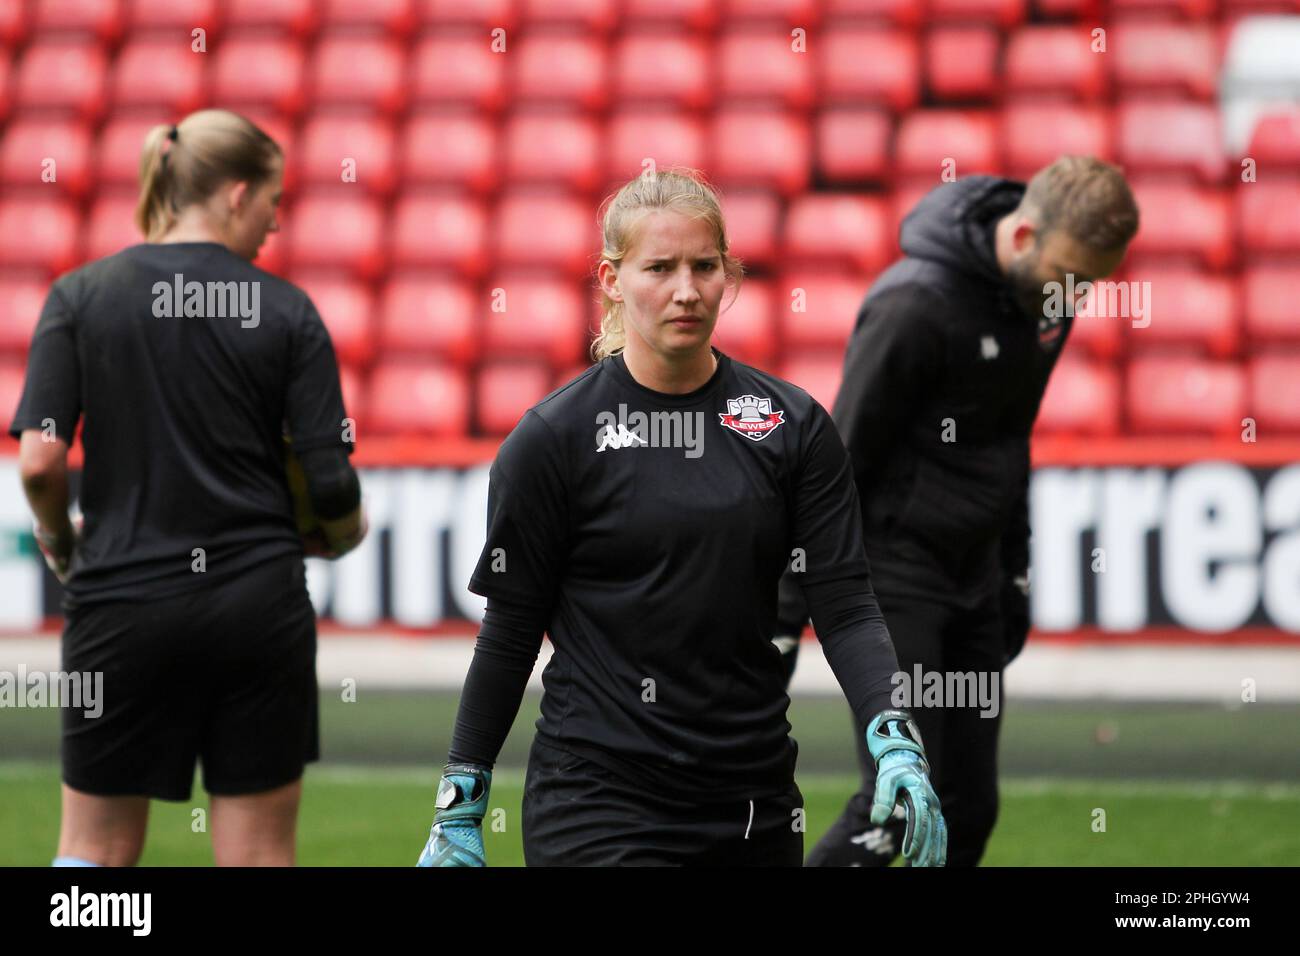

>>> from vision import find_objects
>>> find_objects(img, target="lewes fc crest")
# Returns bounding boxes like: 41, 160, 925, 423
718, 393, 786, 442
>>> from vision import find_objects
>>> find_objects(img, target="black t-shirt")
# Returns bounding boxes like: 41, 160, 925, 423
467, 347, 893, 797
9, 241, 352, 609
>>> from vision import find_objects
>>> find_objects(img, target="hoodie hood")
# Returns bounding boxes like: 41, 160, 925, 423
898, 176, 1026, 285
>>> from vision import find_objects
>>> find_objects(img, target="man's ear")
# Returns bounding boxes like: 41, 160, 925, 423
1012, 219, 1038, 255
598, 260, 622, 302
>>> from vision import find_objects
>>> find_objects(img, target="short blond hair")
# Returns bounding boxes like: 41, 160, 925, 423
1019, 156, 1139, 251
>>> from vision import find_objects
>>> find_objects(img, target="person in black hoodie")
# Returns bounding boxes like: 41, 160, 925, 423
774, 157, 1138, 866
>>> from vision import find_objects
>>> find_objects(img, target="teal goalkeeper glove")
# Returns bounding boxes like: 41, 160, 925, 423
865, 710, 948, 867
416, 764, 491, 867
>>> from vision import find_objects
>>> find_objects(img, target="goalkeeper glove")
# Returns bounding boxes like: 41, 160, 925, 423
417, 764, 491, 867
865, 709, 947, 867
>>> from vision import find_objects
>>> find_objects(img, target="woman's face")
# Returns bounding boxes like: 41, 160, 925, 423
225, 157, 282, 261
599, 210, 730, 363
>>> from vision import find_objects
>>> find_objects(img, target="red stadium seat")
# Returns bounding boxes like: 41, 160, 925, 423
84, 193, 143, 262
719, 190, 782, 270
126, 0, 220, 33
1126, 356, 1246, 434
819, 29, 919, 112
780, 272, 865, 352
95, 113, 172, 186
0, 117, 94, 198
390, 194, 488, 277
511, 32, 608, 110
503, 112, 603, 193
1111, 22, 1218, 100
1117, 100, 1227, 183
410, 34, 508, 112
476, 361, 554, 436
224, 0, 319, 36
519, 0, 619, 31
1002, 104, 1114, 178
378, 274, 479, 364
293, 273, 376, 368
310, 36, 407, 115
721, 0, 821, 23
612, 33, 711, 110
286, 192, 386, 280
1034, 356, 1121, 435
32, 0, 124, 42
1118, 266, 1240, 358
926, 27, 1000, 101
0, 274, 47, 354
783, 194, 892, 274
1247, 109, 1300, 165
1003, 26, 1108, 101
0, 50, 11, 121
1236, 179, 1300, 254
1, 195, 80, 277
15, 39, 109, 120
298, 115, 397, 196
112, 39, 206, 114
895, 110, 999, 179
622, 0, 717, 29
717, 29, 816, 109
0, 362, 25, 426
1034, 0, 1103, 17
321, 0, 417, 35
367, 361, 471, 437
1068, 286, 1123, 359
1111, 0, 1216, 17
713, 279, 776, 367
1127, 182, 1233, 269
1248, 354, 1300, 433
400, 114, 498, 193
890, 181, 934, 251
212, 37, 306, 117
493, 193, 596, 275
825, 0, 923, 25
929, 0, 1026, 26
1242, 266, 1300, 342
605, 110, 708, 185
420, 0, 518, 29
483, 273, 588, 366
815, 109, 891, 185
0, 2, 27, 45
779, 353, 845, 413
711, 109, 811, 196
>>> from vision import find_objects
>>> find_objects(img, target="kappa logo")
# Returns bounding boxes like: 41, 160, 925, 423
1037, 312, 1065, 351
718, 393, 785, 442
980, 335, 999, 360
596, 424, 648, 452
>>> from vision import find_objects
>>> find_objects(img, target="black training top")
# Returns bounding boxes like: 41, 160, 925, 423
9, 241, 352, 609
464, 347, 899, 799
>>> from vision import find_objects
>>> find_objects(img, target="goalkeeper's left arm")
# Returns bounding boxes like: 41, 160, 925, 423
417, 597, 546, 867
803, 573, 947, 867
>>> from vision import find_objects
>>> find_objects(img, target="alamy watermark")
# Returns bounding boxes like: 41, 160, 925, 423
152, 274, 261, 328
1043, 275, 1151, 329
890, 665, 1000, 719
0, 667, 102, 718
595, 405, 706, 459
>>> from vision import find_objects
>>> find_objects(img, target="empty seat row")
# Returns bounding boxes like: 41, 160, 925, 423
4, 176, 1298, 279
0, 21, 1232, 122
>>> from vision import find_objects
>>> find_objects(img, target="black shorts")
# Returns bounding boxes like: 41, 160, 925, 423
521, 738, 803, 866
60, 553, 319, 802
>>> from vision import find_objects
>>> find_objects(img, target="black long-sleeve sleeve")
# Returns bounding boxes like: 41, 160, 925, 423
445, 597, 547, 768
805, 573, 900, 727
